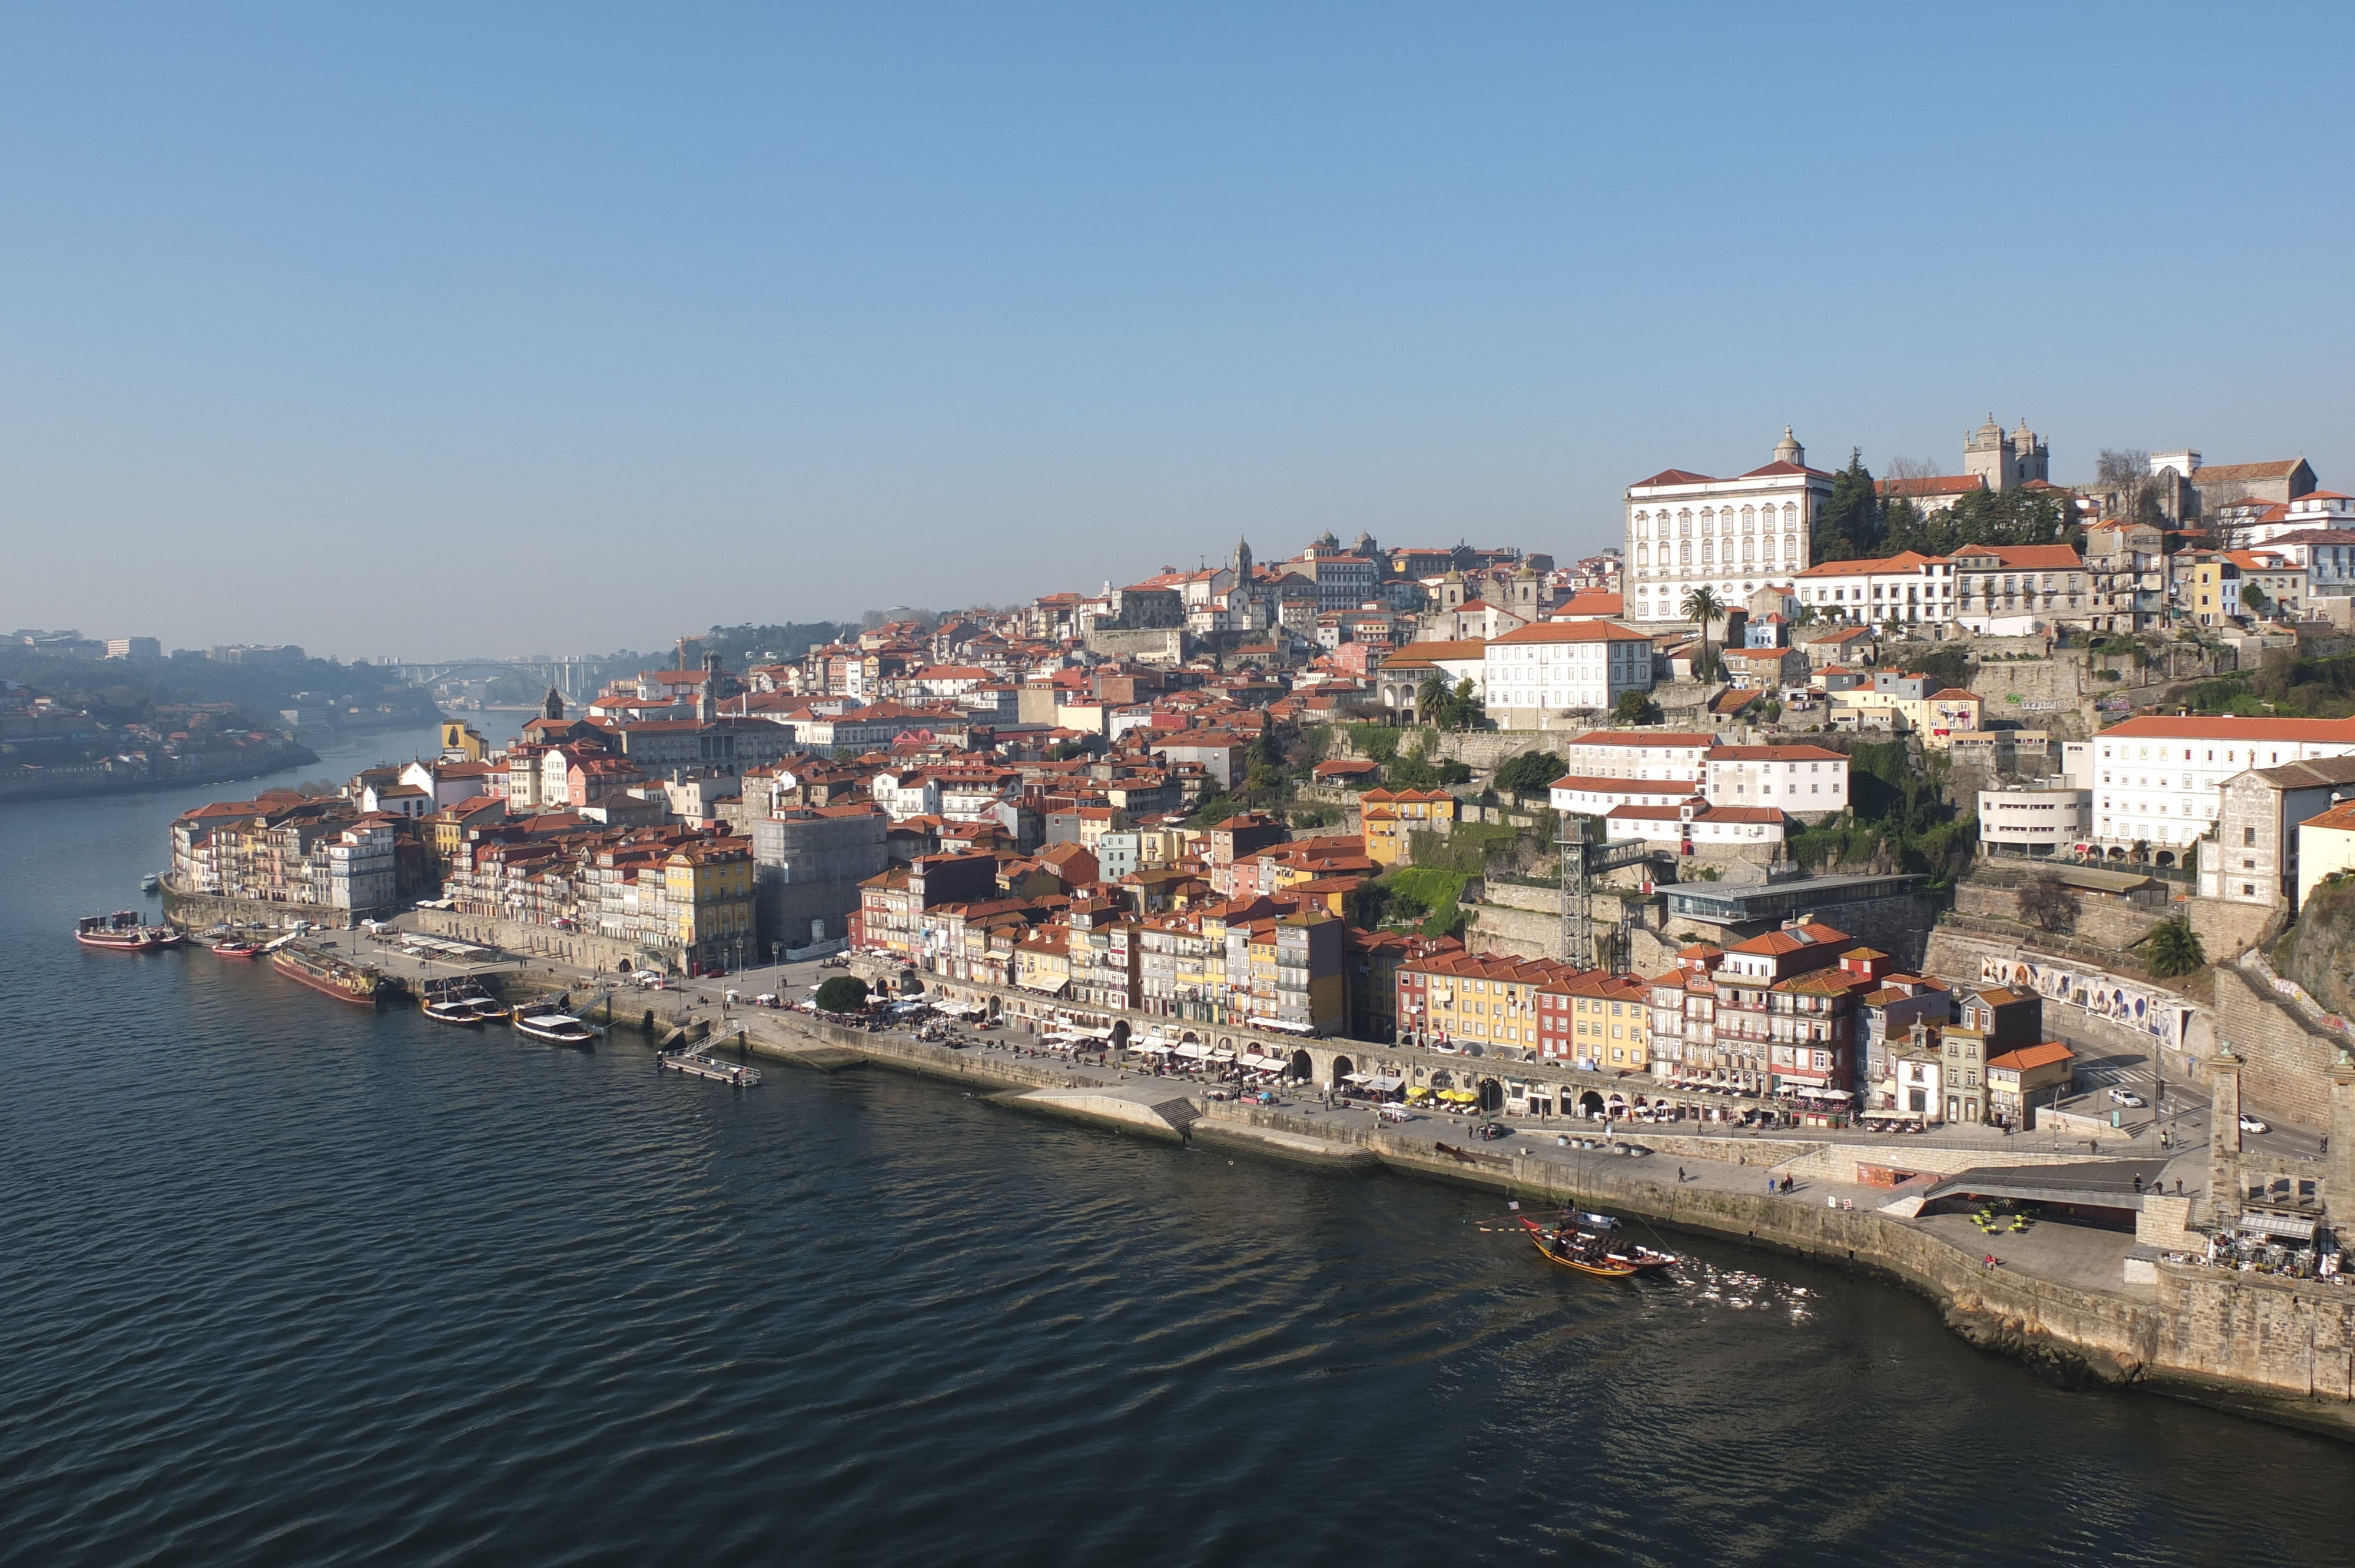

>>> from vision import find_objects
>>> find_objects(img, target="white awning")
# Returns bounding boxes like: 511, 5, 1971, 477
1239, 1053, 1285, 1071
2240, 1212, 2317, 1241
1175, 1042, 1213, 1060
1361, 1075, 1405, 1093
1137, 1041, 1176, 1055
1208, 1049, 1236, 1062
1342, 1072, 1372, 1084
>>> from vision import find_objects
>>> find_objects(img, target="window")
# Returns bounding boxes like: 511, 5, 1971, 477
2243, 826, 2256, 846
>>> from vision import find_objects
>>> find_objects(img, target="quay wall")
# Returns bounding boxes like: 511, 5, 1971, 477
1200, 1102, 2355, 1435
162, 883, 386, 929
616, 975, 2355, 1438
416, 909, 645, 976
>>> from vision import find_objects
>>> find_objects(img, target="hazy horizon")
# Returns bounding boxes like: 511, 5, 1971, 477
5, 3, 2349, 661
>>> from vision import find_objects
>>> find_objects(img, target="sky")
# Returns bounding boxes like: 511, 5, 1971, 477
2, 2, 2350, 662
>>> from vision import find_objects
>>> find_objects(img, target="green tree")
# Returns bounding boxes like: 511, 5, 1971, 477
2241, 580, 2268, 616
1492, 750, 1565, 794
814, 976, 871, 1013
1614, 690, 1662, 725
2138, 918, 2205, 978
1812, 450, 1882, 562
1680, 586, 1723, 681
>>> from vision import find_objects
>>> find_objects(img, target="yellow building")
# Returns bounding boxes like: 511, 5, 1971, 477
1015, 925, 1072, 996
2187, 557, 2241, 628
1359, 788, 1459, 866
439, 720, 488, 762
664, 842, 754, 972
1553, 975, 1651, 1069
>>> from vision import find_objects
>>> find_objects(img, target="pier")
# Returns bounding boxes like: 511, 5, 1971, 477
658, 1048, 761, 1088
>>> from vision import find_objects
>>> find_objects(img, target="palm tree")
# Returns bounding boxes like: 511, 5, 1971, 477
1416, 672, 1451, 726
2138, 917, 2205, 979
1680, 586, 1723, 682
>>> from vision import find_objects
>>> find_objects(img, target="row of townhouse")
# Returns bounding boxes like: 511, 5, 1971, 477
170, 792, 414, 913
441, 822, 755, 974
1791, 544, 2089, 634
1392, 950, 1651, 1061
1647, 923, 2079, 1125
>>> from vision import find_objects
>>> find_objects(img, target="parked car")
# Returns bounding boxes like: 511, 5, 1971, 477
2240, 1114, 2270, 1135
2108, 1088, 2145, 1107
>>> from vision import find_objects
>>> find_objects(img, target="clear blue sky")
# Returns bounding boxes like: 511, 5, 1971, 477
3, 2, 2348, 660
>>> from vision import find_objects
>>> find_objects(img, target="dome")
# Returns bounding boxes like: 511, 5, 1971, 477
1772, 426, 1805, 467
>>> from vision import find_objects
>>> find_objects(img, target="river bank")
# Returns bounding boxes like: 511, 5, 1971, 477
544, 982, 2355, 1444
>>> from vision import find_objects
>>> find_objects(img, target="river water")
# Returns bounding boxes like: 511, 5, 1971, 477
4, 724, 2350, 1567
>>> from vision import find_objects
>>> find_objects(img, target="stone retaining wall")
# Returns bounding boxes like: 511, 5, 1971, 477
1203, 1104, 2353, 1429
415, 908, 645, 975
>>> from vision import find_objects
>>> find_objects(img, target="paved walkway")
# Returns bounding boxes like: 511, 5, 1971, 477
370, 921, 2164, 1300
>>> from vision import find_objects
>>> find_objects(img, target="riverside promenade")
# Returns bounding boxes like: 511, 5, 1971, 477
330, 922, 2355, 1440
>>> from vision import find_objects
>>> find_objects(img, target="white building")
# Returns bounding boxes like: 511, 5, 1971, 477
1978, 785, 2092, 856
1604, 800, 1789, 848
1482, 620, 1656, 724
1793, 552, 1957, 629
1549, 777, 1706, 816
870, 769, 943, 821
1701, 745, 1850, 816
2241, 490, 2355, 549
1625, 428, 1830, 625
1949, 544, 2089, 633
1553, 731, 1715, 783
2090, 715, 2355, 862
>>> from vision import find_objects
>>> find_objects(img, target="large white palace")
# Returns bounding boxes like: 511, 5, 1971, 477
1624, 428, 1832, 624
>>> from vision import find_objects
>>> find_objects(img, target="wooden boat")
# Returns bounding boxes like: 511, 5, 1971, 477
272, 945, 389, 1006
1559, 1210, 1681, 1274
1603, 1241, 1683, 1274
422, 996, 489, 1026
76, 911, 183, 950
513, 1012, 596, 1047
210, 938, 263, 959
1520, 1217, 1640, 1278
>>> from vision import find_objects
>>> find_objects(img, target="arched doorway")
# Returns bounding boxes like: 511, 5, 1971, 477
1578, 1089, 1606, 1117
1478, 1078, 1503, 1112
1288, 1049, 1313, 1081
1331, 1054, 1355, 1089
1110, 1020, 1131, 1049
986, 995, 1000, 1019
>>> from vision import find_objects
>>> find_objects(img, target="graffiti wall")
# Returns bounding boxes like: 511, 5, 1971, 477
1978, 954, 2198, 1049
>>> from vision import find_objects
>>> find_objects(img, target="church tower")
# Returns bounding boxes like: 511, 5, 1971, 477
1773, 426, 1805, 467
1233, 537, 1253, 580
542, 686, 565, 723
697, 651, 722, 722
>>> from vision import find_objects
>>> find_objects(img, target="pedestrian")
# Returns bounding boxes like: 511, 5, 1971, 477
1766, 1176, 1774, 1195
1678, 1166, 1686, 1184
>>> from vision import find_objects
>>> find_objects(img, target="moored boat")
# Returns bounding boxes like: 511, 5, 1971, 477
1555, 1209, 1682, 1273
1519, 1216, 1640, 1279
75, 911, 183, 950
513, 1012, 596, 1047
210, 938, 264, 959
140, 872, 161, 893
422, 996, 489, 1026
271, 945, 389, 1007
